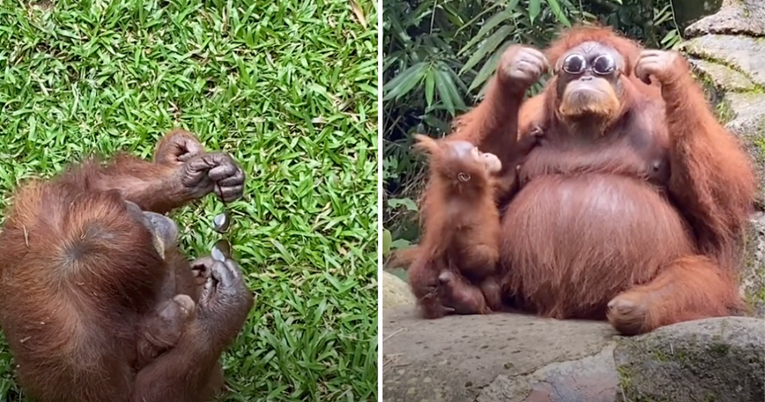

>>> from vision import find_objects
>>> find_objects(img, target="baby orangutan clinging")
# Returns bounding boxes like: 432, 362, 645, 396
406, 134, 504, 318
136, 294, 196, 370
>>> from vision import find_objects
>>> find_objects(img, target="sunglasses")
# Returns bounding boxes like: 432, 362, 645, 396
211, 183, 233, 262
561, 54, 617, 76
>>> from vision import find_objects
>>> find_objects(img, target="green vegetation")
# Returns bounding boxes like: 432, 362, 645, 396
0, 1, 378, 401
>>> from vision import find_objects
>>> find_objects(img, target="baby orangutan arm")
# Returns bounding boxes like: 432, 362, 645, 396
136, 295, 196, 370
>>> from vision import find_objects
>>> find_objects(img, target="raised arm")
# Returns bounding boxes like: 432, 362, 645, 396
450, 46, 548, 170
635, 50, 757, 270
72, 129, 245, 214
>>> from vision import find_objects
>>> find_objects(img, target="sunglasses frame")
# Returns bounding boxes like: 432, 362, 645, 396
561, 53, 617, 76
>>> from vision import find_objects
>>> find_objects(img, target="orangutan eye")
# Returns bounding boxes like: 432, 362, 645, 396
592, 54, 616, 75
562, 54, 586, 75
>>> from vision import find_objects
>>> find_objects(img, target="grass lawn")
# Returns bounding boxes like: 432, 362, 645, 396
0, 1, 378, 401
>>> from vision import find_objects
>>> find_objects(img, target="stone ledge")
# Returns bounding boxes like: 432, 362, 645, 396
681, 35, 765, 88
383, 307, 765, 402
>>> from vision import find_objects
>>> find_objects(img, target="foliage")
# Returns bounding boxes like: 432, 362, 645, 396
0, 0, 378, 401
382, 0, 681, 253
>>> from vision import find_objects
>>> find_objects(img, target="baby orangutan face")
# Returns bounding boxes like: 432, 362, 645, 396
413, 135, 502, 183
472, 146, 502, 175
447, 140, 502, 179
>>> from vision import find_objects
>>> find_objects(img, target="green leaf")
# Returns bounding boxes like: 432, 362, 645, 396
459, 8, 513, 56
383, 229, 393, 255
383, 62, 429, 101
391, 239, 411, 250
460, 25, 513, 75
529, 0, 541, 23
436, 65, 467, 115
469, 40, 513, 93
388, 197, 418, 211
424, 68, 435, 107
546, 0, 571, 27
435, 67, 457, 116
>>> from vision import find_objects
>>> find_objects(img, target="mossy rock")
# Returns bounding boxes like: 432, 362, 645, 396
614, 317, 765, 402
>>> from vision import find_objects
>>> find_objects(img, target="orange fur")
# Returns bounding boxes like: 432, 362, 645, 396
415, 26, 757, 335
0, 131, 251, 401
407, 135, 502, 318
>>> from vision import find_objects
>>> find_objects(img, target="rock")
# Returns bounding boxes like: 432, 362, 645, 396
744, 212, 765, 317
614, 317, 765, 402
672, 0, 723, 32
383, 308, 765, 402
681, 35, 765, 88
382, 306, 619, 402
479, 343, 619, 402
689, 59, 757, 93
723, 92, 765, 137
685, 0, 765, 38
383, 271, 415, 309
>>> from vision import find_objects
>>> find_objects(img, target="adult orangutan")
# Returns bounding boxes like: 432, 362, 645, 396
0, 129, 253, 401
409, 26, 756, 336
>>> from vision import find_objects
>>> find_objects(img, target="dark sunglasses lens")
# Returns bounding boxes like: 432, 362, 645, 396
563, 54, 586, 74
592, 55, 616, 75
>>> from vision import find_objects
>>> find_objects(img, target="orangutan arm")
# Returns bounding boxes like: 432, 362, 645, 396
636, 50, 756, 268
85, 130, 245, 214
450, 46, 548, 171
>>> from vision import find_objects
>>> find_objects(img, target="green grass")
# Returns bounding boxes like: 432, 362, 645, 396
0, 1, 378, 401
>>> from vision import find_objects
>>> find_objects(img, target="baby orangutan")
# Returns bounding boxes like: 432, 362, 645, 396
437, 270, 497, 315
136, 294, 196, 369
408, 135, 504, 317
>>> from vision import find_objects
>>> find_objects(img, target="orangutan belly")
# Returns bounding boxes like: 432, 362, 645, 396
499, 174, 694, 319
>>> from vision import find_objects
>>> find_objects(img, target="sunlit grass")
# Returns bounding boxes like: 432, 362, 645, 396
0, 1, 378, 400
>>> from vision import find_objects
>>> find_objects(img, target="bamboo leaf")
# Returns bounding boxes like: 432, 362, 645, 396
469, 40, 513, 93
435, 66, 462, 116
383, 62, 428, 101
382, 229, 392, 255
546, 0, 571, 27
455, 2, 502, 36
441, 65, 467, 111
460, 25, 513, 75
507, 0, 522, 11
388, 198, 418, 211
421, 113, 451, 133
424, 68, 435, 107
529, 0, 541, 24
459, 8, 513, 55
